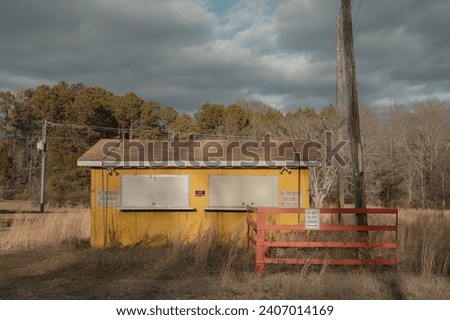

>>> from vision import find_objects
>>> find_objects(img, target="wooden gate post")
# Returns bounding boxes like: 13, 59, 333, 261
255, 211, 266, 275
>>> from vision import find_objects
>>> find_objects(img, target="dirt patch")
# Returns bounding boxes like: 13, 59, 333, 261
0, 246, 171, 299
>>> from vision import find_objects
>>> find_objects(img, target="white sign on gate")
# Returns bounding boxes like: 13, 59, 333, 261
305, 208, 320, 230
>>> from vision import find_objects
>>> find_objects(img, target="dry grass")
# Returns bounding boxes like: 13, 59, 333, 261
0, 208, 90, 252
397, 209, 450, 276
0, 206, 448, 299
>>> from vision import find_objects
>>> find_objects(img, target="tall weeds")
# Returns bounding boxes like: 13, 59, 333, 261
398, 211, 449, 276
0, 209, 90, 251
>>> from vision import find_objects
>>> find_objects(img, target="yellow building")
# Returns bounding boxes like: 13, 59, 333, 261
77, 138, 320, 247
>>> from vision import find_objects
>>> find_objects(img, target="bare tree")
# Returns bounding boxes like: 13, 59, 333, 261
309, 165, 338, 208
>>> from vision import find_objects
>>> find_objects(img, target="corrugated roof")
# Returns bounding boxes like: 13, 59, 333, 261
77, 139, 322, 168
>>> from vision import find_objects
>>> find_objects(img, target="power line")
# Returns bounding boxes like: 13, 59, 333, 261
338, 0, 363, 29
354, 0, 363, 27
38, 120, 119, 132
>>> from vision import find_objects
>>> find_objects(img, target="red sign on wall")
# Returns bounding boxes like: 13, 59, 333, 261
195, 190, 206, 197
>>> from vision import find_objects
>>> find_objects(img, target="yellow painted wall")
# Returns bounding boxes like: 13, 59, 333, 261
89, 167, 310, 247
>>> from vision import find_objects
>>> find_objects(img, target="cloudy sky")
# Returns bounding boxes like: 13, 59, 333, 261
1, 0, 450, 113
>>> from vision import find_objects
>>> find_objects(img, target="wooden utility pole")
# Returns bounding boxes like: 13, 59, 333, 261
38, 120, 47, 213
336, 15, 345, 218
336, 15, 344, 118
341, 0, 368, 239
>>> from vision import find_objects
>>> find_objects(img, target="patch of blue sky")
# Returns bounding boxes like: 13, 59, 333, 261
209, 0, 279, 40
207, 0, 240, 16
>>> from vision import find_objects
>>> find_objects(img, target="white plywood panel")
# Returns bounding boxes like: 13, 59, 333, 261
208, 175, 278, 207
121, 175, 189, 209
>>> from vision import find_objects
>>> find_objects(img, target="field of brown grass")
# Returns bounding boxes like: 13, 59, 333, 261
0, 202, 448, 300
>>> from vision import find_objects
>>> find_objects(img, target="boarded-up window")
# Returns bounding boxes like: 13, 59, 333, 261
207, 175, 278, 210
120, 175, 191, 210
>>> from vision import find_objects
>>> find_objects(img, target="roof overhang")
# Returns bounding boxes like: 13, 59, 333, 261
77, 139, 323, 169
77, 159, 323, 168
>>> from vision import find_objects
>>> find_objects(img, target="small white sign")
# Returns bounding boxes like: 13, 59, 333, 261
305, 208, 320, 230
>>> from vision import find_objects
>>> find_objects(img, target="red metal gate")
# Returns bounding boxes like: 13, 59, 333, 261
247, 206, 398, 274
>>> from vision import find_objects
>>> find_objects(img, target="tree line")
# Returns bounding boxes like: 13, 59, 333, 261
0, 81, 449, 209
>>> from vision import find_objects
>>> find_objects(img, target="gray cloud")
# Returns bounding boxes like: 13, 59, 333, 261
1, 0, 450, 112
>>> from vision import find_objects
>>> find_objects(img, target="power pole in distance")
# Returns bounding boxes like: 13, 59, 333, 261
341, 0, 368, 240
37, 120, 47, 213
